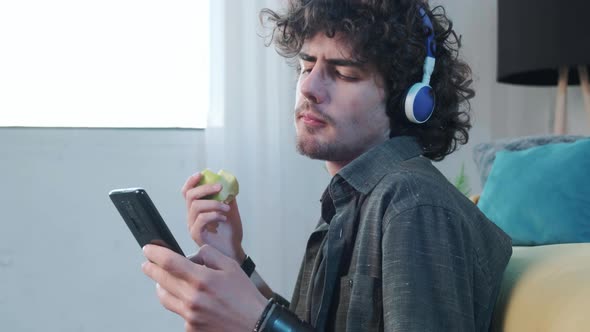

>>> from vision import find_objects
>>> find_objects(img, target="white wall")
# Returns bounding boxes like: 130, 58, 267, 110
2, 1, 589, 331
431, 0, 498, 194
0, 128, 207, 331
433, 0, 589, 194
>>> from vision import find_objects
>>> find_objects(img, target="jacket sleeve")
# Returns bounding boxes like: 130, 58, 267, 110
381, 205, 481, 331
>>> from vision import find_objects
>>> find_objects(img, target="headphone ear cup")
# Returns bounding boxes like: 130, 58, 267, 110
404, 82, 435, 124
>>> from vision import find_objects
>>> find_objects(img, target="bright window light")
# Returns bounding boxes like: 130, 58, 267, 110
0, 1, 209, 128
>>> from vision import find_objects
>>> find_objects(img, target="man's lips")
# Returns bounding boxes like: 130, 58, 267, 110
298, 111, 327, 126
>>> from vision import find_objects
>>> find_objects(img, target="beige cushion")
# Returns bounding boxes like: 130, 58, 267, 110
491, 243, 590, 332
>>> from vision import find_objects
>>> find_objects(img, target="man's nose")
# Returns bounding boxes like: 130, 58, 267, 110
299, 66, 328, 104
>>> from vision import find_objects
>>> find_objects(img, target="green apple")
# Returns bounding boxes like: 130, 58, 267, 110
198, 169, 239, 204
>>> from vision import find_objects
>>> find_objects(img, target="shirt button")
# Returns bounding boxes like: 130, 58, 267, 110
349, 279, 354, 288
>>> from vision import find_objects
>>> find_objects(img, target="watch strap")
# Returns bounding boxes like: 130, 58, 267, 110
241, 255, 256, 277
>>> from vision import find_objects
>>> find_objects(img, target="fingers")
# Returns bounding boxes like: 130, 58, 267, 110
187, 204, 230, 245
187, 200, 229, 227
144, 244, 261, 332
192, 244, 237, 272
151, 267, 212, 330
181, 172, 202, 199
189, 218, 221, 244
184, 183, 225, 210
185, 321, 198, 332
156, 282, 185, 316
181, 171, 231, 238
143, 260, 190, 303
143, 245, 202, 282
143, 245, 213, 306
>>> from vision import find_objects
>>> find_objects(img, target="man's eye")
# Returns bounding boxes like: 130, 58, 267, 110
300, 67, 312, 74
335, 71, 358, 81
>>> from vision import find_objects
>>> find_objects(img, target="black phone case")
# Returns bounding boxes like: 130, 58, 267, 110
109, 188, 185, 256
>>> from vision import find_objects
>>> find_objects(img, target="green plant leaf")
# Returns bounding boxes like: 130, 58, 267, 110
453, 162, 471, 197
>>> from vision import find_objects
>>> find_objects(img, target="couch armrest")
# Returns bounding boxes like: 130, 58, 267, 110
490, 243, 590, 332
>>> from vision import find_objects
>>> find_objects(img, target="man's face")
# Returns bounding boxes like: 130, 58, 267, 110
294, 32, 391, 162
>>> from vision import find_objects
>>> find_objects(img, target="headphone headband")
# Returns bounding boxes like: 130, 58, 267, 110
419, 7, 436, 57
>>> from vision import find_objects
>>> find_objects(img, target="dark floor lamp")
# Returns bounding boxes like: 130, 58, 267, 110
497, 0, 590, 134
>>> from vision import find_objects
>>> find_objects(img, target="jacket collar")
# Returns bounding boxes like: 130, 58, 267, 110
334, 136, 423, 195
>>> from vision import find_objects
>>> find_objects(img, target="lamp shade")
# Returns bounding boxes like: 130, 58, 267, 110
497, 0, 590, 86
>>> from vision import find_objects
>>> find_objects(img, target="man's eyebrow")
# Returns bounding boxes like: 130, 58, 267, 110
299, 52, 364, 67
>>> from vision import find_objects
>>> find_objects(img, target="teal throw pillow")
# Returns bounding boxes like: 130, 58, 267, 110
473, 135, 585, 188
478, 139, 590, 245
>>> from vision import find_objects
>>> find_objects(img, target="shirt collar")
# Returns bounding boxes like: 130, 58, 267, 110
335, 136, 423, 195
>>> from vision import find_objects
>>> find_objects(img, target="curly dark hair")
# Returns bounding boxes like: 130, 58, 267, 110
260, 0, 474, 161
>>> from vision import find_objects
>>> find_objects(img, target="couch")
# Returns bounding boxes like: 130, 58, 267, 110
470, 194, 590, 331
489, 242, 590, 332
469, 135, 590, 331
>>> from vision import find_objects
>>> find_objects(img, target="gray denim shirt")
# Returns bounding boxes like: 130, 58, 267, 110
289, 136, 512, 331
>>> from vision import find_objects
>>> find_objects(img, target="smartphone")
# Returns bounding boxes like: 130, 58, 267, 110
109, 187, 185, 256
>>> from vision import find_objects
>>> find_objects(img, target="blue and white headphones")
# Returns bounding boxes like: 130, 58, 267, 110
404, 7, 436, 124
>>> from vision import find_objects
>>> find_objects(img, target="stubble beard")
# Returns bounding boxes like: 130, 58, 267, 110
295, 125, 362, 162
294, 102, 364, 162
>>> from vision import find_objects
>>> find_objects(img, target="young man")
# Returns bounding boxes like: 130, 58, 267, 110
141, 1, 512, 331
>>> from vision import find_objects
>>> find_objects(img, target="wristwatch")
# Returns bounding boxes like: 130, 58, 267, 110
240, 255, 256, 277
254, 298, 315, 332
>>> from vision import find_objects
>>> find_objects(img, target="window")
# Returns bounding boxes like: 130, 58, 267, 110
0, 0, 209, 128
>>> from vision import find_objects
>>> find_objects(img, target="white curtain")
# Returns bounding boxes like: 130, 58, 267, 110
206, 0, 330, 298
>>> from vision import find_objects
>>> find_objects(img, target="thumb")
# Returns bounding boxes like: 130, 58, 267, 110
191, 244, 236, 271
